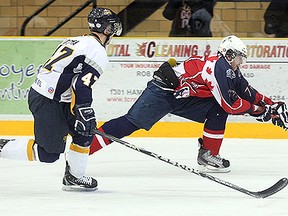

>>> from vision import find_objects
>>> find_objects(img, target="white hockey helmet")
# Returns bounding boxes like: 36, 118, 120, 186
218, 35, 247, 62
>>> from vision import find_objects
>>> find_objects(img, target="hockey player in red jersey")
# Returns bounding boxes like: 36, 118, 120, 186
0, 7, 122, 191
90, 35, 288, 173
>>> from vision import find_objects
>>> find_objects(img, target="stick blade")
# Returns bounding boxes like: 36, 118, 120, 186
252, 178, 288, 198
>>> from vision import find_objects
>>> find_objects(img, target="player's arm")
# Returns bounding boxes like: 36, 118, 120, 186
72, 64, 101, 136
234, 73, 288, 129
204, 60, 253, 115
162, 0, 181, 20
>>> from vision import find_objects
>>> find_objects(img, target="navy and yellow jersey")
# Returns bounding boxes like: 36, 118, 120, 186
174, 55, 273, 115
32, 35, 108, 105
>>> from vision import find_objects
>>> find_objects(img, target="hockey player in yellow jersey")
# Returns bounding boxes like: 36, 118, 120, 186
0, 7, 122, 191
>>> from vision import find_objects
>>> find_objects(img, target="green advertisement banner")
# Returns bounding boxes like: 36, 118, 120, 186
0, 38, 62, 115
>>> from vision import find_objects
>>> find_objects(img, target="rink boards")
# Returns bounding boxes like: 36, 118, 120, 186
0, 120, 287, 139
0, 37, 288, 139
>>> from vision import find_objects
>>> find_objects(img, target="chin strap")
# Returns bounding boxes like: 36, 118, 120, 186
103, 35, 112, 46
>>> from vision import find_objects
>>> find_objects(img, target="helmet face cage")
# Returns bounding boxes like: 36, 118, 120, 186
218, 35, 247, 63
88, 7, 122, 36
104, 21, 122, 36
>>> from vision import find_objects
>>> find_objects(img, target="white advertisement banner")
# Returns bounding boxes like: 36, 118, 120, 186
92, 38, 288, 123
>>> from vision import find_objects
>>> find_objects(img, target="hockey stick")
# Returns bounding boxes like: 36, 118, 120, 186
93, 129, 288, 198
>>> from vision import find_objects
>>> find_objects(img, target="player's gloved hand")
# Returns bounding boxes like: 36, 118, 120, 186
255, 105, 272, 122
74, 104, 97, 136
272, 118, 287, 131
153, 59, 179, 89
173, 78, 197, 99
174, 86, 190, 99
271, 102, 288, 130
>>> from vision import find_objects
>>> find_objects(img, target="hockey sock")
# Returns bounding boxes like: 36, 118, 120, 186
203, 104, 227, 155
1, 138, 37, 161
67, 143, 90, 178
89, 116, 139, 155
202, 128, 224, 156
90, 127, 111, 154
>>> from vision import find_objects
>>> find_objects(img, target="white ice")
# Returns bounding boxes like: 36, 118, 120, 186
0, 137, 287, 216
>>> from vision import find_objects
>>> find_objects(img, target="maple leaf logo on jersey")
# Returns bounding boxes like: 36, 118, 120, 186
136, 42, 147, 56
205, 79, 214, 90
206, 67, 213, 75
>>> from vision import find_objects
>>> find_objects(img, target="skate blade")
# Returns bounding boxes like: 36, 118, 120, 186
197, 164, 231, 173
62, 185, 98, 192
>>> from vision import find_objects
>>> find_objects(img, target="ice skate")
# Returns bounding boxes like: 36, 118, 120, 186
62, 161, 98, 191
197, 138, 230, 173
0, 139, 15, 157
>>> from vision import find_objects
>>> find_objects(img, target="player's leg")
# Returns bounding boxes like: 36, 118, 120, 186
0, 138, 61, 162
202, 103, 228, 155
63, 133, 97, 191
198, 102, 230, 172
89, 116, 139, 154
0, 138, 36, 160
172, 97, 230, 172
90, 80, 173, 155
62, 103, 98, 191
0, 89, 66, 162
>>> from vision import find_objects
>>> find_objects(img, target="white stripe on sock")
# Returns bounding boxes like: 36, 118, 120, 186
95, 134, 108, 148
203, 131, 224, 139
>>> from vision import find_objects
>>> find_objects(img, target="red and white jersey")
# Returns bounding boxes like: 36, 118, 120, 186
32, 35, 109, 105
173, 55, 272, 115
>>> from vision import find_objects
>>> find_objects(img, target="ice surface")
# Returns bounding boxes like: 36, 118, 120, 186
0, 138, 287, 216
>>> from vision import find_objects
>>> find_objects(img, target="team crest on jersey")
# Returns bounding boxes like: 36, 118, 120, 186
73, 63, 83, 73
48, 87, 54, 94
226, 69, 236, 79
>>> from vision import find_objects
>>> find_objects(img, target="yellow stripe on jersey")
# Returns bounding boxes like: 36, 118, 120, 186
27, 139, 35, 161
69, 143, 90, 154
70, 89, 76, 115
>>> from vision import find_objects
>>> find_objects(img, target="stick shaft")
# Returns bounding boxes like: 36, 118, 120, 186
93, 129, 287, 198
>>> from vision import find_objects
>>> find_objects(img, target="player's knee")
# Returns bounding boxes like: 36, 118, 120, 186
72, 135, 94, 147
209, 104, 228, 120
218, 111, 228, 121
37, 145, 60, 163
102, 115, 139, 138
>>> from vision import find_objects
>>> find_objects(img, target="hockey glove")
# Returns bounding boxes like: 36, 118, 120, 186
271, 102, 288, 130
153, 61, 179, 89
272, 118, 287, 131
174, 77, 197, 99
255, 105, 272, 122
174, 86, 190, 99
74, 104, 97, 136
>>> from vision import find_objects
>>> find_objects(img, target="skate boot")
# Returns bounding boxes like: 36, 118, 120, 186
0, 139, 15, 157
62, 161, 98, 191
197, 138, 230, 173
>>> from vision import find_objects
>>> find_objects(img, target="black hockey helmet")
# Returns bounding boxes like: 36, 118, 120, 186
88, 7, 122, 36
